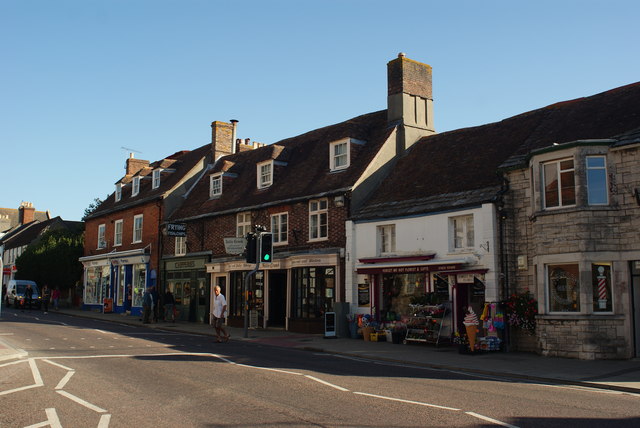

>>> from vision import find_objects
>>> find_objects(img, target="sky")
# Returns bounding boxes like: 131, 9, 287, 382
2, 0, 639, 222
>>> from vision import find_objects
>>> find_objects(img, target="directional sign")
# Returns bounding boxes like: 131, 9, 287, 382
224, 237, 247, 255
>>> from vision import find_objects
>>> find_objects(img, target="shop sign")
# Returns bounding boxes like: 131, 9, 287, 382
167, 259, 205, 270
457, 273, 475, 284
166, 223, 187, 237
358, 282, 370, 306
111, 255, 150, 265
82, 259, 110, 267
289, 254, 337, 267
223, 237, 246, 255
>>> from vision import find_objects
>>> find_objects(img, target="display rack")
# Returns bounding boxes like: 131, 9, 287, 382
404, 302, 452, 346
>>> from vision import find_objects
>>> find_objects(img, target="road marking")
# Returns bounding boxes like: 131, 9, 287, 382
354, 391, 460, 411
304, 375, 349, 391
0, 333, 15, 335
98, 414, 112, 427
0, 383, 40, 396
42, 359, 74, 371
45, 408, 63, 428
55, 370, 75, 390
30, 358, 44, 386
57, 390, 107, 413
466, 411, 519, 428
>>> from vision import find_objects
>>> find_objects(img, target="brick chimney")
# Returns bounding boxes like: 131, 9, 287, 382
125, 153, 149, 176
387, 53, 435, 151
211, 121, 234, 160
18, 201, 35, 225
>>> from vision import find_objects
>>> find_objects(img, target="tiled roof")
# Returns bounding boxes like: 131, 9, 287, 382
0, 208, 50, 233
171, 110, 392, 221
0, 217, 83, 247
87, 145, 211, 218
353, 81, 640, 221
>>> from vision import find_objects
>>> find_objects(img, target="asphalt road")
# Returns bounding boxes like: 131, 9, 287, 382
1, 309, 640, 428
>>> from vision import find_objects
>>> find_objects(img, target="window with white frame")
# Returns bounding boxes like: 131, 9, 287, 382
377, 224, 396, 255
115, 183, 122, 202
152, 169, 161, 189
542, 158, 575, 209
97, 224, 106, 249
175, 236, 186, 256
450, 215, 474, 250
330, 140, 350, 171
132, 176, 141, 197
210, 174, 222, 197
309, 198, 328, 240
236, 212, 252, 237
257, 161, 273, 189
114, 219, 123, 246
271, 212, 288, 244
586, 156, 608, 205
133, 214, 143, 243
547, 263, 580, 312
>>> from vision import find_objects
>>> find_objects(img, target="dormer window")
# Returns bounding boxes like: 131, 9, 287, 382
132, 176, 140, 197
115, 183, 122, 202
152, 169, 161, 189
257, 161, 273, 189
330, 139, 350, 171
210, 174, 222, 197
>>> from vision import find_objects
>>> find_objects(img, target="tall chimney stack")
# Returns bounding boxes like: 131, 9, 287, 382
18, 201, 35, 225
387, 53, 435, 151
211, 121, 234, 161
125, 153, 149, 176
230, 119, 238, 154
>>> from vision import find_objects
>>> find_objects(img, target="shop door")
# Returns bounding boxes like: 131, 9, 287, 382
268, 271, 287, 327
113, 265, 127, 313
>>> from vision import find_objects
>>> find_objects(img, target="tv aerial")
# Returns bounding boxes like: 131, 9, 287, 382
121, 146, 143, 157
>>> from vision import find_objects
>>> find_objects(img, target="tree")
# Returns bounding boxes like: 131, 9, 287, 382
15, 228, 84, 297
82, 196, 106, 221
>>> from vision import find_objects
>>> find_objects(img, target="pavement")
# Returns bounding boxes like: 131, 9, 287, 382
1, 307, 640, 394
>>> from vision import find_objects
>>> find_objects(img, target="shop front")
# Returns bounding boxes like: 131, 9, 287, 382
163, 256, 209, 323
206, 252, 340, 333
79, 249, 150, 317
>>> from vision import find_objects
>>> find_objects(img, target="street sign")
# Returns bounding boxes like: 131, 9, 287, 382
224, 237, 247, 255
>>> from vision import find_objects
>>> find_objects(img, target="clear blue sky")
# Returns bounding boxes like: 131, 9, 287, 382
2, 0, 639, 221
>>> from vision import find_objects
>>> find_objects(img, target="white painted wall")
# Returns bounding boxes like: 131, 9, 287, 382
346, 203, 500, 314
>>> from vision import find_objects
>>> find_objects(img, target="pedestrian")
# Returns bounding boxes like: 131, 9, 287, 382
164, 289, 176, 322
142, 287, 152, 324
24, 283, 34, 310
41, 284, 51, 313
52, 287, 61, 310
212, 285, 229, 343
151, 286, 159, 323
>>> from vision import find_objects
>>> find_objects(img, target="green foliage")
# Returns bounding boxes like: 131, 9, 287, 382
15, 228, 84, 292
82, 196, 106, 221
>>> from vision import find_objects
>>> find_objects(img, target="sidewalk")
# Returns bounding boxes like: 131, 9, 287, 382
3, 307, 640, 394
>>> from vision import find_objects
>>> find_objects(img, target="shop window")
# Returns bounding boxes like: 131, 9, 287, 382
592, 263, 613, 312
381, 273, 425, 321
377, 224, 396, 255
257, 161, 273, 189
114, 219, 123, 246
292, 267, 335, 318
133, 214, 143, 243
450, 215, 474, 251
84, 265, 110, 305
548, 263, 580, 312
132, 176, 140, 197
210, 174, 222, 197
175, 236, 186, 256
97, 224, 106, 249
542, 158, 575, 209
586, 156, 608, 205
236, 212, 252, 237
309, 198, 328, 241
152, 169, 161, 189
271, 212, 288, 244
132, 264, 146, 307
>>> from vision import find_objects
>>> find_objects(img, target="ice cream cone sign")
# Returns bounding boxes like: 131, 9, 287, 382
463, 308, 479, 352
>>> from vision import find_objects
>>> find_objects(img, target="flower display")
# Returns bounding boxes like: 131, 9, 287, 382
505, 290, 538, 335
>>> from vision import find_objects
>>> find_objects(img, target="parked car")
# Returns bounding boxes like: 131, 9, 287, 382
5, 279, 42, 309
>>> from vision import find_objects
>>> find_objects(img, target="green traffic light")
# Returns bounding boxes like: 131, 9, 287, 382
263, 254, 270, 261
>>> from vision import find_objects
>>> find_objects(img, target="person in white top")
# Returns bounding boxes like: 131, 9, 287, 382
212, 285, 230, 342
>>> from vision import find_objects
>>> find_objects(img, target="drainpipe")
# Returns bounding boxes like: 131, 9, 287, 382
495, 171, 510, 350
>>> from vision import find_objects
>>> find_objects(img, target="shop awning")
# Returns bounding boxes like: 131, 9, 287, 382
356, 257, 472, 274
79, 248, 150, 267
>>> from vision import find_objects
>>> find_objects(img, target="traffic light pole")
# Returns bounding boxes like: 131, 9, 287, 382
243, 259, 260, 338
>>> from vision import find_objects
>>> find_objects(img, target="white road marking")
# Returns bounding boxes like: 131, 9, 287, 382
98, 414, 112, 427
42, 359, 74, 371
354, 391, 461, 411
0, 333, 14, 335
304, 375, 350, 391
466, 411, 519, 428
57, 390, 107, 413
45, 408, 63, 428
30, 358, 44, 386
0, 383, 40, 396
55, 370, 75, 390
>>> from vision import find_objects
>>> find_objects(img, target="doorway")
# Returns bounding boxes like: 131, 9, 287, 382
268, 271, 287, 327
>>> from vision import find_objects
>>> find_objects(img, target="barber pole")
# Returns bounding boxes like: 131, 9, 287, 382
597, 266, 608, 309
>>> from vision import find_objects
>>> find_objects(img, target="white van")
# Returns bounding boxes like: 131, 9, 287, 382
5, 279, 41, 309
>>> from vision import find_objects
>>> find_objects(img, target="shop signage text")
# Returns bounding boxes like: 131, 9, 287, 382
166, 223, 187, 237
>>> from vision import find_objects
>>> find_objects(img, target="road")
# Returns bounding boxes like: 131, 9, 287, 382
1, 308, 639, 428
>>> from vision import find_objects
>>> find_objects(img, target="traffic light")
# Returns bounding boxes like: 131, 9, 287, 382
245, 233, 257, 263
259, 233, 273, 263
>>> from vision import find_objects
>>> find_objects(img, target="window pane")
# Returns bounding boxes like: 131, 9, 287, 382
587, 156, 607, 205
543, 163, 559, 208
548, 264, 580, 312
560, 170, 576, 205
